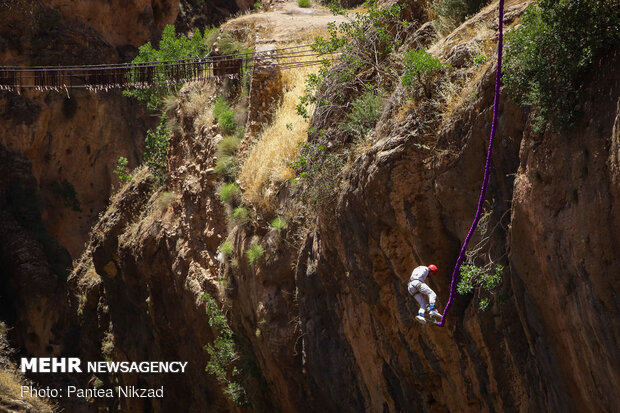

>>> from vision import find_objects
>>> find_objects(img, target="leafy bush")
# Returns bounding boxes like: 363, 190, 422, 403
478, 297, 491, 311
246, 243, 265, 265
290, 141, 344, 208
434, 0, 489, 28
297, 0, 408, 122
218, 183, 240, 204
504, 0, 620, 131
345, 87, 383, 138
269, 217, 286, 231
402, 49, 448, 98
124, 25, 207, 111
213, 96, 238, 135
219, 241, 234, 256
201, 293, 248, 406
213, 96, 229, 118
214, 156, 238, 180
113, 157, 132, 183
473, 54, 487, 67
457, 263, 503, 310
218, 111, 237, 135
232, 206, 250, 224
144, 115, 170, 183
298, 0, 310, 7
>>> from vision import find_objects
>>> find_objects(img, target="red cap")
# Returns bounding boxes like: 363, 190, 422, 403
428, 264, 438, 273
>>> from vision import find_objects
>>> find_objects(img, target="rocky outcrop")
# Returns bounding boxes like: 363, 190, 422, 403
0, 0, 173, 257
43, 0, 179, 49
79, 98, 241, 412
176, 0, 253, 34
509, 51, 620, 412
290, 11, 620, 413
242, 44, 283, 147
0, 143, 72, 357
5, 1, 618, 412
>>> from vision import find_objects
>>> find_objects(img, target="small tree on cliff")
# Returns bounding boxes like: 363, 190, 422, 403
504, 0, 620, 131
124, 25, 207, 111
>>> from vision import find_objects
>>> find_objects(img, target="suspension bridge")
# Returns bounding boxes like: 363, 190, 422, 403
0, 44, 338, 93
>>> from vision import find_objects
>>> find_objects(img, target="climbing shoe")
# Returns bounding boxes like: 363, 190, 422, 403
415, 312, 427, 324
429, 309, 442, 320
428, 304, 442, 320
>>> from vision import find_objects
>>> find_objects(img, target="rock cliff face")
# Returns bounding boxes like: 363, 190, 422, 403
75, 40, 619, 413
0, 0, 174, 258
2, 1, 620, 412
295, 54, 619, 413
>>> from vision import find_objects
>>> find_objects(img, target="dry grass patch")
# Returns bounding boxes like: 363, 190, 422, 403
0, 323, 55, 412
0, 370, 54, 412
239, 54, 318, 210
182, 81, 218, 133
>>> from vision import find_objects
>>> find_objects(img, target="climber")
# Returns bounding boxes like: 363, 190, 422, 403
408, 264, 442, 324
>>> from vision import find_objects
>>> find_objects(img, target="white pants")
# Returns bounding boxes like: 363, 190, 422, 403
408, 281, 436, 314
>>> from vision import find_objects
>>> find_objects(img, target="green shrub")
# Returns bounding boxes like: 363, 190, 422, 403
457, 263, 503, 311
101, 332, 114, 361
232, 206, 250, 224
144, 115, 170, 184
345, 87, 383, 138
434, 0, 489, 28
124, 25, 207, 111
402, 49, 448, 98
219, 241, 234, 256
155, 191, 176, 212
289, 141, 343, 208
218, 110, 237, 134
205, 30, 249, 57
113, 157, 132, 183
214, 156, 238, 180
218, 183, 240, 203
246, 243, 264, 265
298, 0, 310, 7
297, 0, 407, 120
217, 136, 241, 156
504, 0, 620, 131
473, 54, 487, 67
269, 217, 286, 231
213, 96, 229, 119
201, 293, 248, 406
213, 96, 238, 135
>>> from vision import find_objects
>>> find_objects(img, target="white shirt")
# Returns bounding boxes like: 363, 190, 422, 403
409, 266, 431, 283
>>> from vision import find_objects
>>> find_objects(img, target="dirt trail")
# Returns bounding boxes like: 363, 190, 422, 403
223, 0, 349, 44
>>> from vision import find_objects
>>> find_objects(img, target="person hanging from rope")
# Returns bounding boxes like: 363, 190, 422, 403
408, 264, 442, 324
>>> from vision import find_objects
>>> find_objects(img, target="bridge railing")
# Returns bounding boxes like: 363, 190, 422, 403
0, 44, 340, 93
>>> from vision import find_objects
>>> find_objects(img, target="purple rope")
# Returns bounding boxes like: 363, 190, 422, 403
437, 0, 504, 327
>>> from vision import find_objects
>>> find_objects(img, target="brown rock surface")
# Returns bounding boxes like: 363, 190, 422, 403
0, 142, 71, 361
0, 0, 171, 257
48, 0, 179, 48
3, 1, 618, 412
509, 52, 620, 412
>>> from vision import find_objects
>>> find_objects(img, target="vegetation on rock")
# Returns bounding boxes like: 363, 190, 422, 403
504, 0, 620, 131
144, 115, 170, 184
402, 49, 449, 98
246, 242, 265, 265
201, 293, 248, 406
124, 25, 207, 111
